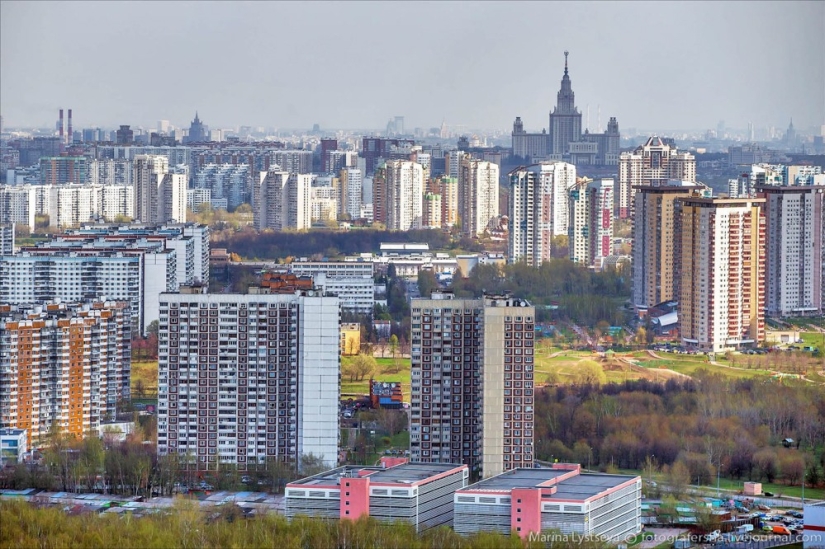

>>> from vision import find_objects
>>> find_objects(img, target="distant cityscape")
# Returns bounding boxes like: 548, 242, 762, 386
1, 50, 824, 544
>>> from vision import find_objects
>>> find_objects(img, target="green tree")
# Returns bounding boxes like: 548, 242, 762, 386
389, 334, 399, 358
351, 354, 377, 381
574, 359, 607, 385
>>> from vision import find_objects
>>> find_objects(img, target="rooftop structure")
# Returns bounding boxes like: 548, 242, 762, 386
286, 461, 468, 532
453, 464, 641, 540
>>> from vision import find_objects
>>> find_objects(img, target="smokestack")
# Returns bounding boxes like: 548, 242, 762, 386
59, 109, 64, 141
68, 109, 73, 143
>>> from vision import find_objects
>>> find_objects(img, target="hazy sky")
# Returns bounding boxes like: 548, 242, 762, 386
1, 1, 823, 133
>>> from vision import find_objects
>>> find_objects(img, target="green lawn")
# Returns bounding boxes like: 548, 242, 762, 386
341, 356, 411, 397
801, 331, 825, 350
131, 361, 159, 395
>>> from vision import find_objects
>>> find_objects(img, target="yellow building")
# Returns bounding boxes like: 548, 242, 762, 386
340, 323, 361, 356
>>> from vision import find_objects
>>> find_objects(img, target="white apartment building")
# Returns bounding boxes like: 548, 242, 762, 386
0, 250, 175, 335
0, 185, 37, 231
758, 185, 825, 317
254, 169, 312, 231
0, 224, 13, 255
187, 188, 212, 211
338, 168, 363, 220
410, 293, 536, 479
618, 136, 695, 218
310, 186, 337, 224
88, 159, 132, 186
568, 178, 614, 267
679, 197, 766, 352
386, 160, 424, 231
459, 159, 500, 237
133, 155, 187, 224
193, 163, 252, 210
156, 289, 340, 471
508, 162, 576, 266
290, 261, 375, 314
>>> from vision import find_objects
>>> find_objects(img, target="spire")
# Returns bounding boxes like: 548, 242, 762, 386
194, 111, 200, 123
564, 50, 569, 76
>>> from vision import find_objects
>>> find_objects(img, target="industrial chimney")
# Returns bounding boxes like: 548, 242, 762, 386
67, 109, 73, 144
58, 109, 64, 142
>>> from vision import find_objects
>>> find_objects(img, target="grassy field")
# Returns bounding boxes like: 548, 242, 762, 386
341, 357, 411, 396
131, 361, 159, 396
621, 468, 825, 501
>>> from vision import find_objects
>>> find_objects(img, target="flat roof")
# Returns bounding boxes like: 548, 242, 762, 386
460, 468, 638, 501
288, 462, 464, 487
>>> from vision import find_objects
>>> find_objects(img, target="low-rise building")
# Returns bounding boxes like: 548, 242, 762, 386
0, 428, 28, 464
453, 464, 641, 540
285, 461, 468, 532
804, 501, 825, 549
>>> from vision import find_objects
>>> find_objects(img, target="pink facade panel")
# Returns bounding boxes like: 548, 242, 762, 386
340, 477, 371, 520
511, 488, 543, 538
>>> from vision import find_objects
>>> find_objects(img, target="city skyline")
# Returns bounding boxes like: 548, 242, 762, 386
1, 1, 823, 132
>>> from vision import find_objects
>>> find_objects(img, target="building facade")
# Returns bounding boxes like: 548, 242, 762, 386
618, 136, 696, 218
1, 250, 175, 334
459, 159, 500, 237
568, 178, 614, 267
156, 288, 340, 470
39, 156, 87, 186
338, 168, 363, 220
386, 160, 424, 231
133, 155, 187, 224
453, 465, 641, 540
0, 301, 131, 446
679, 197, 766, 352
508, 163, 576, 266
758, 185, 824, 317
254, 169, 312, 231
289, 261, 375, 314
631, 182, 703, 312
285, 461, 468, 532
0, 185, 37, 231
410, 293, 535, 479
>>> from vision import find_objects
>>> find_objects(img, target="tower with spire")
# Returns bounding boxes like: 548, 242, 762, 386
510, 51, 619, 166
548, 51, 583, 157
185, 111, 208, 143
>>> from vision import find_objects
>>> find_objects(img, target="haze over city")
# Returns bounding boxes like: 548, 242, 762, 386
1, 0, 823, 132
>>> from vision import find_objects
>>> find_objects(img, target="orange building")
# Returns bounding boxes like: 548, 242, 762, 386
0, 301, 131, 446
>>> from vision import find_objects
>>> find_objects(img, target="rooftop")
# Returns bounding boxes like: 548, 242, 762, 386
289, 462, 464, 487
461, 467, 638, 502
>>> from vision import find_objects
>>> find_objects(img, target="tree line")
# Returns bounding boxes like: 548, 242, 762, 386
213, 228, 453, 260
1, 498, 613, 549
534, 373, 825, 490
452, 260, 630, 326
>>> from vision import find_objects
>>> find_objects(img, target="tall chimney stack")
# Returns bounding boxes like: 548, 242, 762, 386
59, 109, 64, 142
67, 109, 73, 144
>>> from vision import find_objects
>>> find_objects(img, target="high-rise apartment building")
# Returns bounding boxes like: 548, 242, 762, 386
679, 197, 766, 352
156, 286, 340, 471
508, 162, 576, 266
0, 224, 14, 255
193, 163, 252, 210
254, 169, 312, 231
133, 155, 187, 224
568, 178, 614, 267
435, 176, 458, 228
758, 185, 825, 317
39, 156, 87, 186
338, 168, 363, 220
410, 293, 535, 479
631, 181, 703, 312
386, 160, 424, 231
0, 185, 37, 232
458, 159, 500, 237
423, 192, 443, 229
0, 301, 131, 446
618, 137, 696, 218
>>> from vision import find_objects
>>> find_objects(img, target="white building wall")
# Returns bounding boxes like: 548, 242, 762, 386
297, 296, 340, 468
